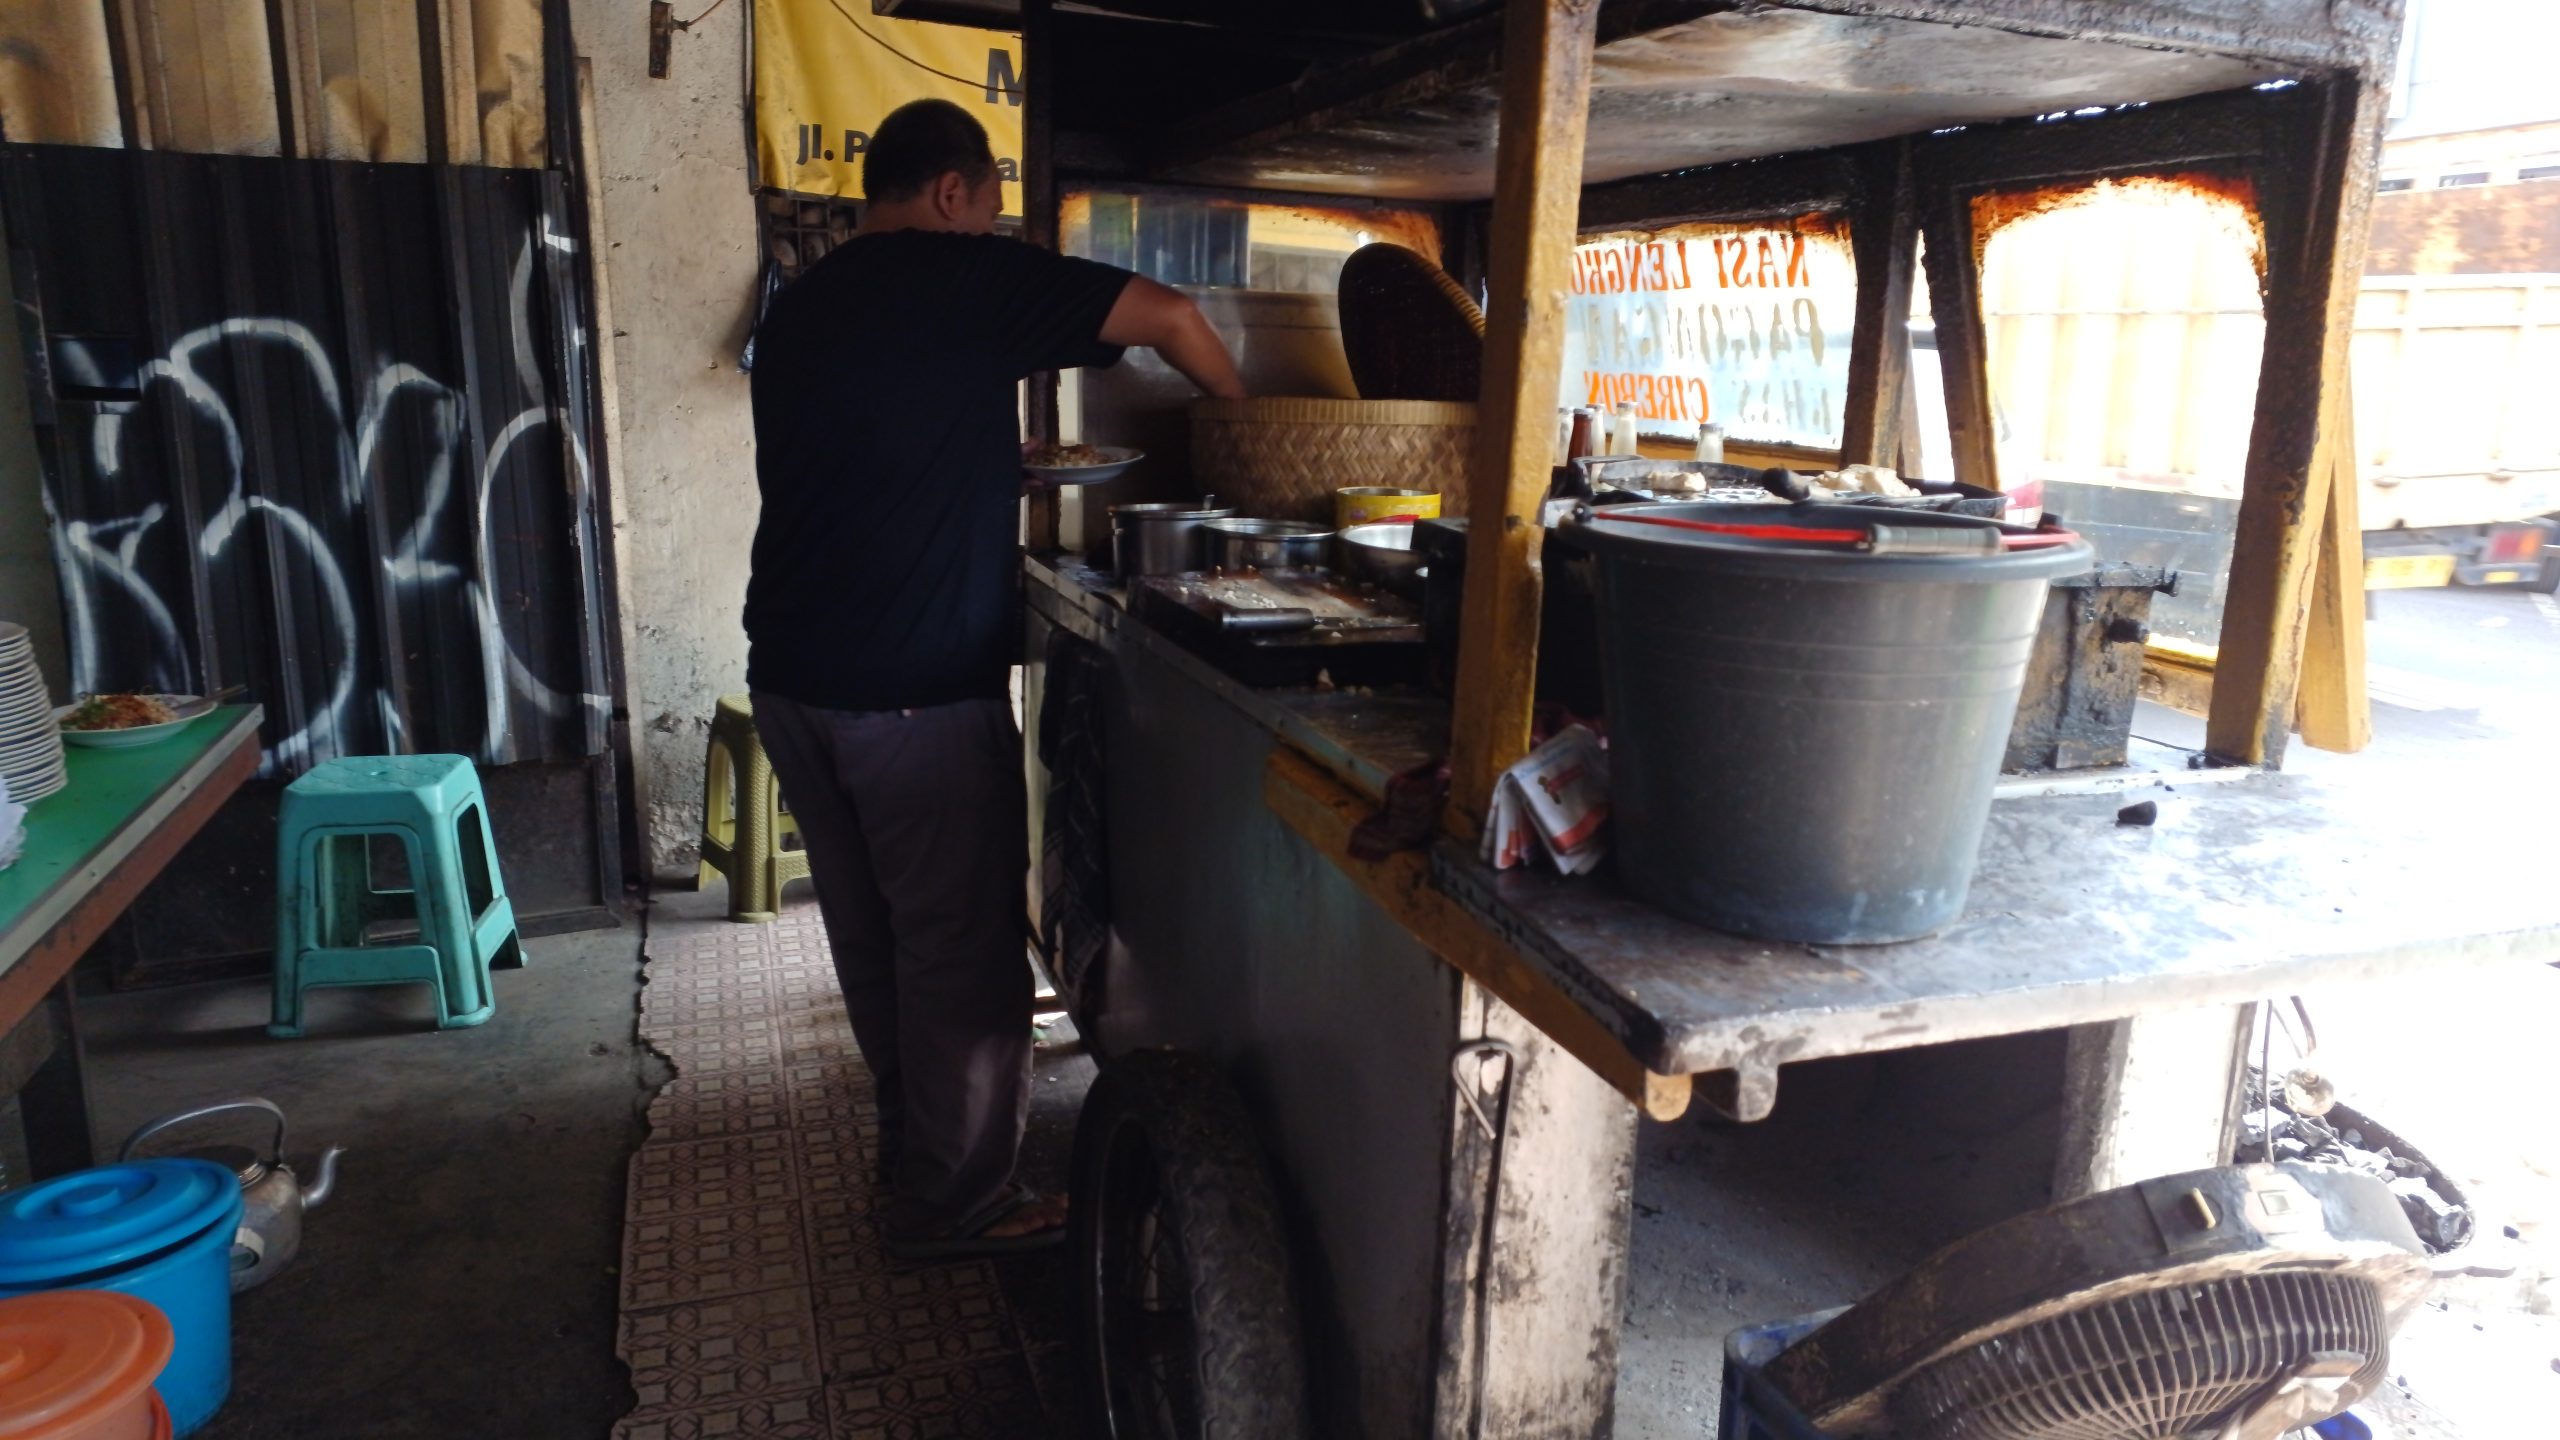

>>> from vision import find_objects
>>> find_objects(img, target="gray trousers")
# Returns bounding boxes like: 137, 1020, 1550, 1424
751, 691, 1032, 1233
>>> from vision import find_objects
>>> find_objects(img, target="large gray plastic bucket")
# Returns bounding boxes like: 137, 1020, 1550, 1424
1566, 502, 2092, 944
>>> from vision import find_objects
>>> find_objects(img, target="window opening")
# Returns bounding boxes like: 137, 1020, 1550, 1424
1977, 175, 2267, 648
1062, 192, 1438, 296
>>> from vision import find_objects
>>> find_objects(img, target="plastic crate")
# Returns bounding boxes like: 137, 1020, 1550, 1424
1717, 1311, 2376, 1440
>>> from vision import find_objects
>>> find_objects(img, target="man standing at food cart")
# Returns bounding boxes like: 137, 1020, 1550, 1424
744, 99, 1243, 1259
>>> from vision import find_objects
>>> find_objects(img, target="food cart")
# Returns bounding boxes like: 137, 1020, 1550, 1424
973, 1, 2560, 1433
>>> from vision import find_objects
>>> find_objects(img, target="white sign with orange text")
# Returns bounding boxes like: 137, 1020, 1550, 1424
1561, 225, 1854, 448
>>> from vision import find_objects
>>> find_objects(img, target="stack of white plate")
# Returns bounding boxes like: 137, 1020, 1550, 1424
0, 622, 67, 804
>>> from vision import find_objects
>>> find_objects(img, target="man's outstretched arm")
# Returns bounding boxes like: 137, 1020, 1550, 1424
1100, 277, 1247, 400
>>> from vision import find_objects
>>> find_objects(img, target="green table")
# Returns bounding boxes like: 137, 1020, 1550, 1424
1, 706, 263, 1176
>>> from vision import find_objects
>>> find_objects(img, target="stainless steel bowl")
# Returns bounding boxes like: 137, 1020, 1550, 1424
1111, 501, 1237, 579
1334, 522, 1428, 596
1202, 519, 1332, 572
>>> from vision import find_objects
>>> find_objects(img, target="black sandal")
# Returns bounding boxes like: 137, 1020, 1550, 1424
884, 1184, 1068, 1260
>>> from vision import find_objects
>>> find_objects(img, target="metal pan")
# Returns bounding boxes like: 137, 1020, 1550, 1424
1203, 519, 1332, 572
1334, 522, 1428, 597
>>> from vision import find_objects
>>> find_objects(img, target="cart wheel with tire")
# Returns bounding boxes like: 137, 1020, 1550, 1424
1069, 1049, 1313, 1439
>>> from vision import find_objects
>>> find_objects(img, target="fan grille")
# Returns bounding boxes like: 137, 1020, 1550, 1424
1884, 1270, 2389, 1440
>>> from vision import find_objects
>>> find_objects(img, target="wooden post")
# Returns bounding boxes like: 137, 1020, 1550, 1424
1840, 141, 1917, 469
1917, 184, 2002, 492
2053, 1004, 2255, 1199
2207, 76, 2387, 766
1445, 0, 1602, 840
1020, 0, 1063, 550
576, 56, 653, 865
2295, 377, 2371, 753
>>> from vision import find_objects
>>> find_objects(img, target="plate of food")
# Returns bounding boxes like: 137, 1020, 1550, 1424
54, 692, 216, 748
1022, 442, 1144, 486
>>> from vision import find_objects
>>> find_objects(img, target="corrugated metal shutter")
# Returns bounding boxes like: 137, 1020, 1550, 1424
3, 144, 609, 773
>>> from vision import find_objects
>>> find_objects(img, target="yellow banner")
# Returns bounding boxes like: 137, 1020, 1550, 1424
753, 1, 1023, 216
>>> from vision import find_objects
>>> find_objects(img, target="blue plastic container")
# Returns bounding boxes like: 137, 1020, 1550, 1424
0, 1160, 243, 1438
1720, 1311, 1842, 1440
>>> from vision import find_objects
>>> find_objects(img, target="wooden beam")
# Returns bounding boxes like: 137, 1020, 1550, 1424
1839, 140, 1917, 468
2295, 377, 2371, 753
1266, 747, 1689, 1121
99, 0, 145, 148
1916, 183, 2000, 492
2207, 76, 2387, 767
262, 0, 302, 158
415, 0, 450, 165
2139, 648, 2215, 718
1147, 0, 1708, 184
1781, 0, 2398, 74
1576, 149, 1860, 234
1021, 0, 1063, 549
1634, 436, 1840, 471
1445, 0, 1601, 842
20, 983, 94, 1176
1915, 85, 2297, 192
1022, 0, 1060, 283
574, 55, 654, 866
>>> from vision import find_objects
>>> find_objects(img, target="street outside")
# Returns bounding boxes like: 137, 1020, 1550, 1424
2272, 582, 2560, 1436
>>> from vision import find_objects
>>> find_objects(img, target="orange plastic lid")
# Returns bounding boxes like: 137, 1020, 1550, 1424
0, 1290, 173, 1440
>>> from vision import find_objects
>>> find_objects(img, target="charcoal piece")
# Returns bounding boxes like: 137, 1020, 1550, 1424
2389, 1176, 2474, 1252
2239, 1106, 2290, 1148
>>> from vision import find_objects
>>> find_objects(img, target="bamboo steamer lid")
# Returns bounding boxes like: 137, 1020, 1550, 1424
1336, 242, 1487, 404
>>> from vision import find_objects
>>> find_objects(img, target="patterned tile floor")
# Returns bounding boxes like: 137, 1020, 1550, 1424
617, 896, 1087, 1439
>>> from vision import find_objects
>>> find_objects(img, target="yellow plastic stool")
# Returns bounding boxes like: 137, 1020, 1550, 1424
698, 695, 811, 922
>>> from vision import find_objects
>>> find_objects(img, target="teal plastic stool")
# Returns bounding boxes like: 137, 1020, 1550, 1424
269, 754, 523, 1038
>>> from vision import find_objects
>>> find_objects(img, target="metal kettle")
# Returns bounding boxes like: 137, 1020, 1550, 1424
120, 1098, 343, 1293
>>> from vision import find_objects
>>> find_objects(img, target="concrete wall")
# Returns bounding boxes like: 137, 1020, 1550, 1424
0, 205, 70, 702
572, 0, 764, 879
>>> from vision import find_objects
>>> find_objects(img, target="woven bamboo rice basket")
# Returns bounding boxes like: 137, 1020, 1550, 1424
1188, 397, 1476, 524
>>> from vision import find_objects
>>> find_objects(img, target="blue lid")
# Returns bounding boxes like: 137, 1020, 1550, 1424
0, 1160, 243, 1285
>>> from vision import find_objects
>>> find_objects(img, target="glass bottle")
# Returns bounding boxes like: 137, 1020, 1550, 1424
1565, 408, 1597, 463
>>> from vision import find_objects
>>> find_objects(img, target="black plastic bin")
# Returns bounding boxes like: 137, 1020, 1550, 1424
1564, 502, 2092, 944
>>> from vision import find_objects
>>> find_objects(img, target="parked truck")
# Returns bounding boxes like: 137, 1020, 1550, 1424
2346, 273, 2560, 593
1916, 148, 2560, 646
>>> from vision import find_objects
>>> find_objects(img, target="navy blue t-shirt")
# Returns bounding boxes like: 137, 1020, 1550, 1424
745, 230, 1133, 711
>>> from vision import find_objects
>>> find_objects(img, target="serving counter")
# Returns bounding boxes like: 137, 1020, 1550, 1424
1023, 550, 2556, 1432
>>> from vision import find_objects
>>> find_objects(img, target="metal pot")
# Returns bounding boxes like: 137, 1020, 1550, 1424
1335, 522, 1429, 597
121, 1098, 342, 1293
1203, 519, 1332, 572
1111, 500, 1236, 580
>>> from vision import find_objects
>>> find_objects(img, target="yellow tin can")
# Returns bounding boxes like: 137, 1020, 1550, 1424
1336, 487, 1441, 530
